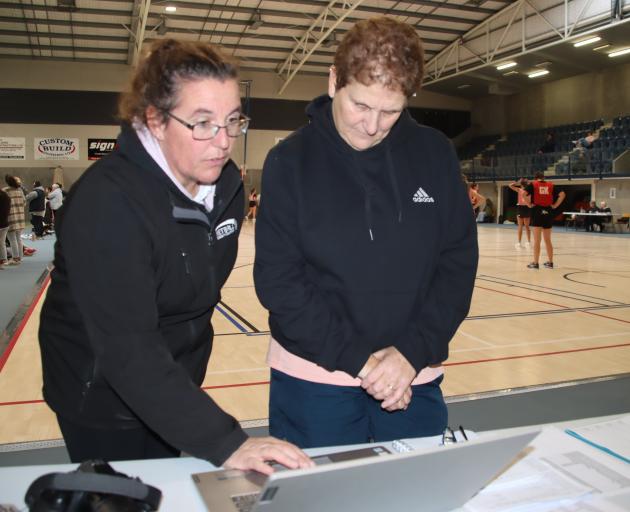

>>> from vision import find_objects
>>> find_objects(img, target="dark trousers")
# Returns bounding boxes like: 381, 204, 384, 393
269, 369, 447, 448
57, 415, 180, 463
30, 214, 44, 237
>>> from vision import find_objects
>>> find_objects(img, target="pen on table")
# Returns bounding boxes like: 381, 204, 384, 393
459, 426, 468, 441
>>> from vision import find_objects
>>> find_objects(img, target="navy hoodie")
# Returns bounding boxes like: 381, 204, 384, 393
254, 95, 478, 378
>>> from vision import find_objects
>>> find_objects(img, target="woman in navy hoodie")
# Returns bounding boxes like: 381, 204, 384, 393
255, 17, 479, 447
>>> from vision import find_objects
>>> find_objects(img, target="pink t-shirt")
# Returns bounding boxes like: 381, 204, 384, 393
267, 337, 443, 386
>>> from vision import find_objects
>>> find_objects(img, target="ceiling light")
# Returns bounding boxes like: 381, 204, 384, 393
608, 48, 630, 58
573, 36, 601, 47
593, 44, 610, 51
496, 61, 516, 70
457, 84, 471, 89
248, 11, 263, 30
503, 70, 519, 76
528, 69, 549, 78
165, 5, 176, 13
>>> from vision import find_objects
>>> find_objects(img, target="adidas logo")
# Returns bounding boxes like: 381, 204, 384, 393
413, 187, 434, 203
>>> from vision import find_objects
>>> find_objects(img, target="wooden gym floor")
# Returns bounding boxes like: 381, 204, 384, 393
1, 223, 629, 446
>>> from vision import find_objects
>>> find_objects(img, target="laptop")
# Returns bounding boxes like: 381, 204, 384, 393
192, 430, 538, 512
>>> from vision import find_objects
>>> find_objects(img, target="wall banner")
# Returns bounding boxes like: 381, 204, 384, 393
34, 137, 80, 160
88, 138, 117, 160
0, 137, 26, 159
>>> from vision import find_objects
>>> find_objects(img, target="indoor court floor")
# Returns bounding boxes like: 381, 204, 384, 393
1, 223, 629, 447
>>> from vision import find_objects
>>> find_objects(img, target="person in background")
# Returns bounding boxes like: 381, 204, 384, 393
0, 188, 10, 268
585, 200, 599, 232
468, 182, 485, 217
599, 200, 612, 229
254, 17, 478, 448
38, 38, 311, 474
25, 180, 46, 239
524, 172, 565, 269
537, 131, 556, 154
2, 175, 27, 266
573, 131, 597, 150
509, 177, 531, 249
477, 197, 495, 223
246, 187, 258, 220
47, 182, 64, 230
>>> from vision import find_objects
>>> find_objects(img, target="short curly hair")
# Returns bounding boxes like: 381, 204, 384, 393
333, 17, 424, 98
118, 39, 239, 125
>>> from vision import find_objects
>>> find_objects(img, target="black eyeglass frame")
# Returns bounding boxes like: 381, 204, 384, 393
165, 111, 251, 140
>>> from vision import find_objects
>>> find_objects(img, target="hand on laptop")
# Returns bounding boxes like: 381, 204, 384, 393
223, 437, 315, 476
359, 346, 416, 411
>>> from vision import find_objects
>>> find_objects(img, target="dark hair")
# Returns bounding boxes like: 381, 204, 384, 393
5, 175, 19, 188
118, 39, 239, 125
34, 180, 42, 187
334, 16, 424, 98
534, 172, 545, 180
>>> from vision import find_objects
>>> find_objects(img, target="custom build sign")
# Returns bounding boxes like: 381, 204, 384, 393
35, 137, 79, 160
88, 138, 117, 160
0, 137, 26, 159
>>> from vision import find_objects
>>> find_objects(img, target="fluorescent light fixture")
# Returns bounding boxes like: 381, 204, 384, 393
457, 84, 471, 89
593, 44, 610, 51
609, 48, 630, 58
528, 69, 549, 78
503, 70, 519, 76
496, 61, 517, 70
165, 5, 176, 13
574, 36, 601, 47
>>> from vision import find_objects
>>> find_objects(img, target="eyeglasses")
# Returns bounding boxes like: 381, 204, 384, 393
441, 425, 469, 445
166, 111, 250, 140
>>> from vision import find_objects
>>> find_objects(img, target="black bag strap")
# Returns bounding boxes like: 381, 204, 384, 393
25, 471, 162, 511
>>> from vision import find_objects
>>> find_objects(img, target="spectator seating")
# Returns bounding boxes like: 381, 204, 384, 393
462, 116, 630, 180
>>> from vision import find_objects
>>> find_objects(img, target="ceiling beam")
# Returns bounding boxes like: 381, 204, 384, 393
129, 0, 151, 65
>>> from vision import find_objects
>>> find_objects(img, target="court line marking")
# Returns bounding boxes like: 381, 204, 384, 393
206, 367, 269, 375
475, 285, 630, 327
451, 331, 630, 353
478, 273, 624, 302
466, 303, 630, 321
480, 278, 620, 306
455, 330, 496, 347
445, 342, 630, 367
217, 300, 259, 333
2, 343, 628, 404
0, 274, 51, 374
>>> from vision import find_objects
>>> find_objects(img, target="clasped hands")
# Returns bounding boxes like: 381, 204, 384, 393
358, 346, 416, 412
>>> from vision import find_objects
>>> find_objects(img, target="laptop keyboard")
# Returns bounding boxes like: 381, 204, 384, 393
231, 492, 260, 512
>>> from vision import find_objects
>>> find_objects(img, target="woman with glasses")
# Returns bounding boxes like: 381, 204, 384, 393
39, 39, 311, 474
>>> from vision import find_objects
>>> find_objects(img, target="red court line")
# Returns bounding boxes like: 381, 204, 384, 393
0, 399, 45, 406
202, 380, 270, 391
476, 285, 630, 326
0, 274, 51, 373
444, 342, 630, 366
475, 285, 573, 309
2, 336, 628, 407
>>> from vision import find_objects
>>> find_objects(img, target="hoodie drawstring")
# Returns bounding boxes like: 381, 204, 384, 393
352, 144, 403, 242
386, 145, 403, 224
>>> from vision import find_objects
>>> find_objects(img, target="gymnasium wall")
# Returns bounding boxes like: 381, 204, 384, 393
0, 57, 471, 190
472, 61, 630, 134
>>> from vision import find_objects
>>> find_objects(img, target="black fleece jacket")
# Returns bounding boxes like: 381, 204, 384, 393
39, 124, 247, 465
254, 95, 478, 378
